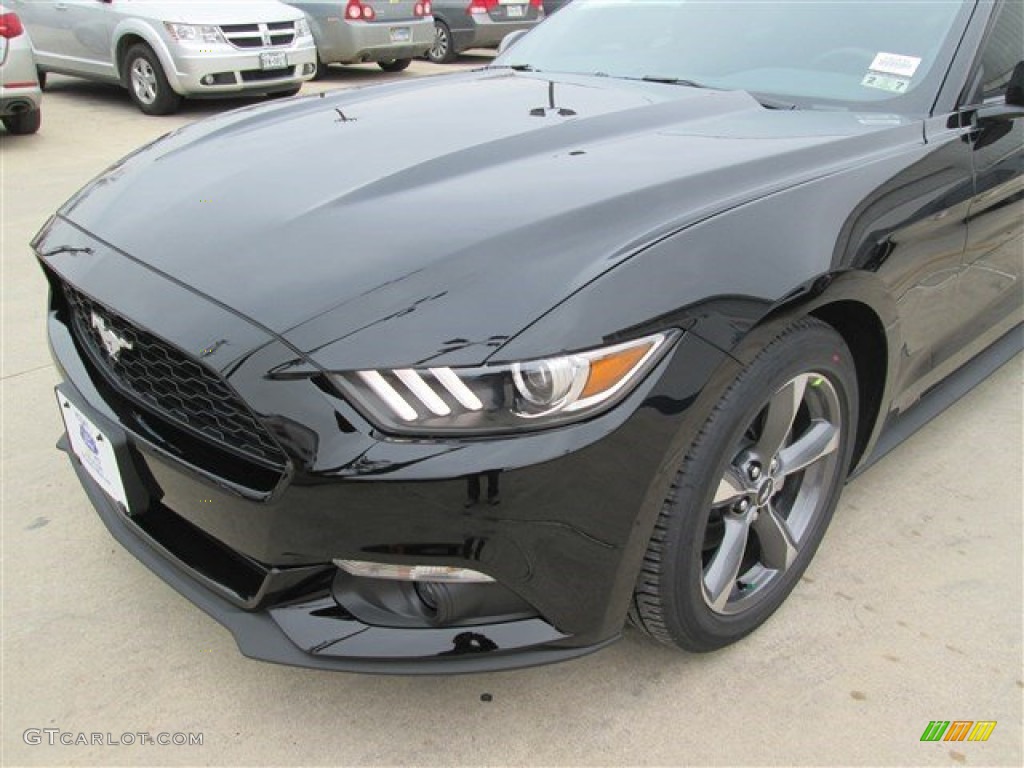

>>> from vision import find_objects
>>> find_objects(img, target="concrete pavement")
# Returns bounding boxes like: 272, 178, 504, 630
2, 58, 1021, 767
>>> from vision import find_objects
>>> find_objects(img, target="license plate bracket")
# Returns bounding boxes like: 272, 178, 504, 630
57, 389, 130, 511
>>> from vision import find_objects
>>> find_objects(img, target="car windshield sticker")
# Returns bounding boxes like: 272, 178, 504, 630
862, 72, 911, 94
869, 52, 922, 78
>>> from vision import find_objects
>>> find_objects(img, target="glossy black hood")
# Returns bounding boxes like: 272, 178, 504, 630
58, 70, 918, 370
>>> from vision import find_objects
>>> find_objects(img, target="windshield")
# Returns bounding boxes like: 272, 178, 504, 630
493, 0, 975, 113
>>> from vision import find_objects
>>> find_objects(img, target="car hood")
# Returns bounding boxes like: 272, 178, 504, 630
58, 71, 919, 370
113, 0, 303, 24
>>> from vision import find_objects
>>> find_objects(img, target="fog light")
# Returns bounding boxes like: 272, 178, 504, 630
201, 74, 214, 85
334, 559, 494, 583
303, 63, 315, 75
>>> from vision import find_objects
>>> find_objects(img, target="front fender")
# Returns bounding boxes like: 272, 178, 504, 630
113, 21, 185, 95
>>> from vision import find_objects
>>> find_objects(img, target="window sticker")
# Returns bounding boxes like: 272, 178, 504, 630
861, 72, 910, 94
868, 52, 922, 78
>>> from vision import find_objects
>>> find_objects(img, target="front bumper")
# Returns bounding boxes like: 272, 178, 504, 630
315, 19, 434, 64
165, 43, 317, 96
38, 218, 728, 672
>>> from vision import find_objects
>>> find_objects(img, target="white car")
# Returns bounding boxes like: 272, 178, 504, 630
10, 0, 317, 115
0, 4, 42, 134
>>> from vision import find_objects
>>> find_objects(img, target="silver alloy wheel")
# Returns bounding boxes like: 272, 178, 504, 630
701, 371, 842, 615
430, 24, 450, 60
130, 57, 158, 105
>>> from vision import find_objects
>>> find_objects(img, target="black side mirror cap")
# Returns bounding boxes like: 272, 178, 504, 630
976, 61, 1024, 121
1006, 61, 1024, 106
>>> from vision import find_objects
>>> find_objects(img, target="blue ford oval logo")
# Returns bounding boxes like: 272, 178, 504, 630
79, 423, 99, 455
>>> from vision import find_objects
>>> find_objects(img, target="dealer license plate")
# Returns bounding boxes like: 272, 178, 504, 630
57, 391, 129, 511
260, 52, 289, 70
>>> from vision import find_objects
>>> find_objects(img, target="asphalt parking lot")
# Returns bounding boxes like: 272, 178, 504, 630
2, 57, 1022, 767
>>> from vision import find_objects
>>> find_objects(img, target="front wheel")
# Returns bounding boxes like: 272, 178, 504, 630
378, 58, 411, 73
426, 20, 457, 64
123, 44, 181, 115
630, 318, 858, 651
311, 55, 329, 81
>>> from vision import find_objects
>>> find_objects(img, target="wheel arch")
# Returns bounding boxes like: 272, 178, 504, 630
809, 300, 888, 470
113, 23, 184, 94
732, 270, 901, 473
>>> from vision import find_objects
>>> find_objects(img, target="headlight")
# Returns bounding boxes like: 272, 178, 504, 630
295, 18, 312, 38
332, 332, 675, 435
164, 23, 226, 45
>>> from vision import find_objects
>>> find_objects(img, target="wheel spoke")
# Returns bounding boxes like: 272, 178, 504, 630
754, 374, 808, 461
704, 515, 750, 612
753, 502, 798, 571
712, 466, 748, 506
777, 419, 839, 477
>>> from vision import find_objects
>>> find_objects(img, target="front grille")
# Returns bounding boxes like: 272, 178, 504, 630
220, 22, 296, 49
64, 285, 287, 468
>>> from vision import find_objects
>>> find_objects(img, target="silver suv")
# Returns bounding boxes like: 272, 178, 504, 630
11, 1, 317, 115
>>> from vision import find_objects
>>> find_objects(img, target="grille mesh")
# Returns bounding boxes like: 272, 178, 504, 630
219, 23, 296, 49
64, 285, 286, 467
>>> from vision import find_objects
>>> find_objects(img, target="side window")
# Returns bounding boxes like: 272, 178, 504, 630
978, 0, 1024, 101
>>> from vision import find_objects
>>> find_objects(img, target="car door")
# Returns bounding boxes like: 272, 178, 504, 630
958, 0, 1024, 352
57, 0, 116, 78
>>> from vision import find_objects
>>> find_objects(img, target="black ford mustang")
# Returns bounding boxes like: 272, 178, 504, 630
37, 0, 1022, 672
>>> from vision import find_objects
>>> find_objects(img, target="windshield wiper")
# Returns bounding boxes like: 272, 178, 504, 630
640, 75, 712, 88
641, 76, 800, 110
750, 93, 799, 110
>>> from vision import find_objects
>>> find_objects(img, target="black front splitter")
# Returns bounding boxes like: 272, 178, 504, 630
63, 439, 617, 675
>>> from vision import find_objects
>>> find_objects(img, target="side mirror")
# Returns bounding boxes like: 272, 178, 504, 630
977, 61, 1024, 121
1006, 61, 1024, 106
497, 29, 528, 57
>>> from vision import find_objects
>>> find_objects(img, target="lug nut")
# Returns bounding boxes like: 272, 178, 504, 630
749, 464, 762, 481
736, 499, 750, 513
770, 457, 780, 474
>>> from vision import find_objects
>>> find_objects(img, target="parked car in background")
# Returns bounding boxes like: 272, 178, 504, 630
542, 0, 571, 14
10, 0, 316, 115
427, 0, 543, 64
0, 4, 41, 134
286, 1, 433, 77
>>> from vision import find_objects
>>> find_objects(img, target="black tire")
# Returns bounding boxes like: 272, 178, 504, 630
311, 55, 328, 81
630, 318, 858, 651
122, 43, 181, 116
267, 85, 302, 99
2, 108, 41, 135
378, 58, 412, 73
426, 20, 457, 64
